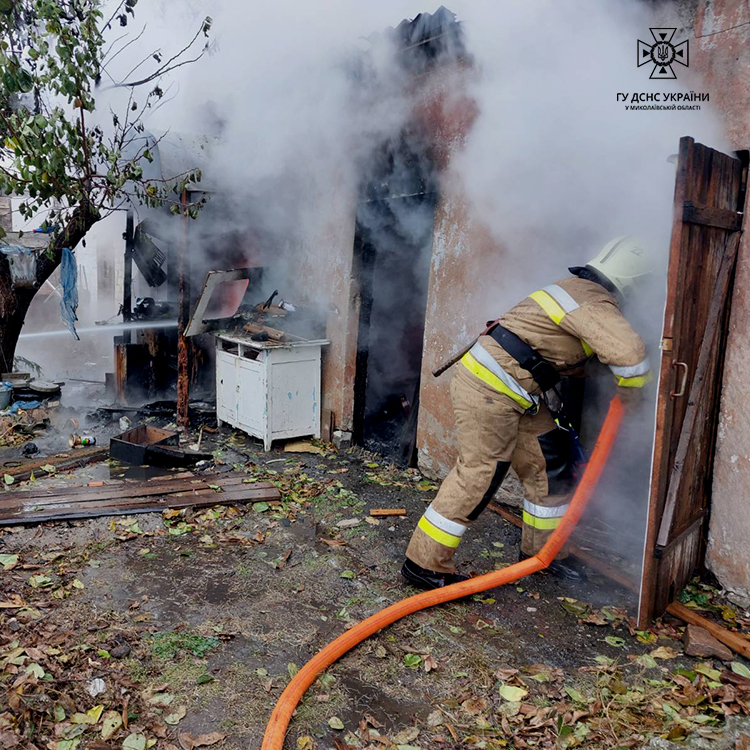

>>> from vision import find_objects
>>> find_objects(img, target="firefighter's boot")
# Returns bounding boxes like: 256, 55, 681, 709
401, 559, 469, 590
519, 551, 586, 581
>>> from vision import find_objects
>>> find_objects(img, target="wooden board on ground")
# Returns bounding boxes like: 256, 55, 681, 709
370, 508, 407, 517
0, 473, 280, 525
667, 601, 750, 660
0, 446, 108, 482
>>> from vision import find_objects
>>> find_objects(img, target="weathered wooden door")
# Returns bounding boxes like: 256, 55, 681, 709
638, 137, 746, 627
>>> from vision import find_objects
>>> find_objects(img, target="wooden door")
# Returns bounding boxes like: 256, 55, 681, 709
638, 137, 746, 628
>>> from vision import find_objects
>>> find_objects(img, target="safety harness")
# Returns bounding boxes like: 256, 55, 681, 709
461, 283, 597, 465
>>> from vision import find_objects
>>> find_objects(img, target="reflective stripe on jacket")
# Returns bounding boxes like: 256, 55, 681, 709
467, 276, 651, 399
460, 342, 537, 410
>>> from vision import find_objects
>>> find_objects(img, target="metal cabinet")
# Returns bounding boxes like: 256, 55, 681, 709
214, 334, 327, 451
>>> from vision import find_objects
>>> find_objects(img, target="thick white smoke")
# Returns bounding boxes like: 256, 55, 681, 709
40, 1, 730, 593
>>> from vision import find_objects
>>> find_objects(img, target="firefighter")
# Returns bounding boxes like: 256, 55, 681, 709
402, 236, 654, 589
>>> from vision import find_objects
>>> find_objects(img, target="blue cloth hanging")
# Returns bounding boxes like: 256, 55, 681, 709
60, 247, 79, 340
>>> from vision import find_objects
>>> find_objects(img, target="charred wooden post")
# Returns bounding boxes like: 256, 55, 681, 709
123, 210, 134, 343
177, 190, 191, 427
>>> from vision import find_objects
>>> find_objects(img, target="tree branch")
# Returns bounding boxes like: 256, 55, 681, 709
120, 51, 207, 88
102, 23, 146, 68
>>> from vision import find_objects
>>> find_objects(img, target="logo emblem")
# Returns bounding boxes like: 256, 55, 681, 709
637, 28, 689, 79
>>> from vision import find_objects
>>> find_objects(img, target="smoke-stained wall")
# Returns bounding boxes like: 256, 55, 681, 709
416, 0, 726, 480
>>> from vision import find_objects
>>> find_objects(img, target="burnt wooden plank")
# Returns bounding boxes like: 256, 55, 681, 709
2, 484, 274, 513
0, 447, 109, 482
0, 484, 280, 525
0, 475, 249, 507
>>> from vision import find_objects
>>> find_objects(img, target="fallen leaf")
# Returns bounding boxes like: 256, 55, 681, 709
403, 653, 422, 668
423, 654, 438, 672
495, 667, 519, 681
565, 687, 587, 703
636, 630, 657, 644
164, 706, 187, 725
252, 502, 270, 513
636, 654, 658, 669
25, 663, 45, 678
79, 705, 103, 724
122, 733, 147, 750
461, 697, 487, 715
178, 732, 225, 750
339, 570, 356, 579
604, 636, 625, 648
27, 574, 52, 588
559, 597, 589, 617
499, 684, 528, 702
4, 474, 14, 485
695, 662, 721, 681
426, 710, 444, 727
147, 692, 175, 707
101, 710, 123, 740
731, 662, 750, 679
392, 727, 419, 744
650, 646, 678, 660
296, 737, 315, 750
0, 594, 25, 608
197, 674, 215, 685
0, 553, 19, 570
328, 717, 344, 730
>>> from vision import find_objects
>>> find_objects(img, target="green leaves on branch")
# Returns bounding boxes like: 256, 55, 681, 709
0, 0, 209, 233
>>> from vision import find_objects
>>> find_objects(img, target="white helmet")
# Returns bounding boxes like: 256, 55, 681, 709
584, 236, 654, 297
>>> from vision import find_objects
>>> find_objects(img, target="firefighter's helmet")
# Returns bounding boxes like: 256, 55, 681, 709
585, 236, 654, 297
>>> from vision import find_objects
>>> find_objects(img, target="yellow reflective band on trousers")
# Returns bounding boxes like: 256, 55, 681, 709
529, 289, 593, 359
418, 515, 461, 548
522, 510, 563, 530
460, 352, 533, 409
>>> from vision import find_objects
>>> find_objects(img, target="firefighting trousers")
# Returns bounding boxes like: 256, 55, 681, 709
406, 368, 570, 574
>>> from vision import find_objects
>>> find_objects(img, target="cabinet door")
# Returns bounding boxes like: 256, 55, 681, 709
216, 352, 239, 424
237, 359, 266, 433
638, 137, 745, 627
269, 352, 320, 436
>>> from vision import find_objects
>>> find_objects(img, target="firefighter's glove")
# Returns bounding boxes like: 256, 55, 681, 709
617, 385, 645, 413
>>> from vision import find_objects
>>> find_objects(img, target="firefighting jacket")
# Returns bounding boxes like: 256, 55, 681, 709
460, 276, 651, 412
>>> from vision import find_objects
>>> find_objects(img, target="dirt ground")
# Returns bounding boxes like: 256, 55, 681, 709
2, 427, 750, 750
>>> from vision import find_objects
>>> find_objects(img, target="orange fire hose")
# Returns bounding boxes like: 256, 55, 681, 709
262, 396, 625, 749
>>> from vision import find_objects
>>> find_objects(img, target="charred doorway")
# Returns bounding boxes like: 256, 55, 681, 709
352, 134, 436, 464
